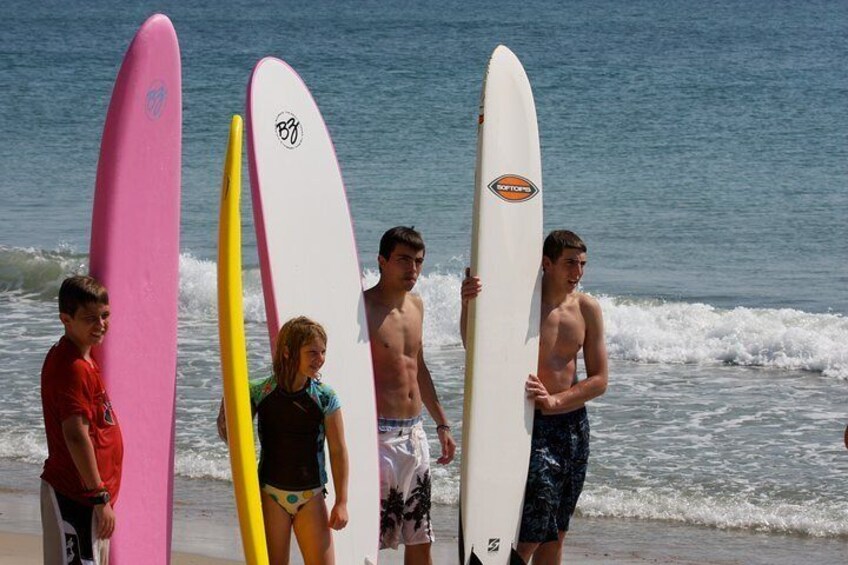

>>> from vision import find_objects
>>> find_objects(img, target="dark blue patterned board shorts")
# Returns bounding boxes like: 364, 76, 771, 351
518, 407, 590, 543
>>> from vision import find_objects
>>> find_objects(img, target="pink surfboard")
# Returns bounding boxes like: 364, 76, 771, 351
88, 14, 181, 564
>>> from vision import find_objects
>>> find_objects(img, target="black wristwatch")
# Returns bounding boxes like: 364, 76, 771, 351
88, 490, 111, 506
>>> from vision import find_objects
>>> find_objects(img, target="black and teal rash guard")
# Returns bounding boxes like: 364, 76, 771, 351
249, 375, 341, 491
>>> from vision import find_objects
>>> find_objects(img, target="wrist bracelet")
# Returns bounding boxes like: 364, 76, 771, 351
88, 490, 111, 506
436, 424, 451, 433
83, 481, 107, 497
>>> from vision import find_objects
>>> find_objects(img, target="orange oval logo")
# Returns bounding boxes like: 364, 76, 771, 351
487, 175, 539, 203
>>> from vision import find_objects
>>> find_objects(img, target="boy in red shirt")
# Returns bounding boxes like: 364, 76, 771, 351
40, 275, 123, 565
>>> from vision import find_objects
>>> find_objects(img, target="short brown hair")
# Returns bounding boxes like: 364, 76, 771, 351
272, 316, 328, 392
58, 275, 109, 316
379, 226, 425, 259
543, 230, 587, 262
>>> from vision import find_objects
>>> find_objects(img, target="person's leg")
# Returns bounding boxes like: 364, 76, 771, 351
43, 481, 102, 565
399, 423, 434, 544
261, 489, 294, 565
531, 530, 566, 565
379, 428, 403, 550
399, 423, 434, 565
95, 538, 110, 565
292, 494, 333, 565
517, 414, 566, 564
535, 411, 591, 565
403, 542, 432, 565
515, 541, 539, 563
90, 509, 110, 565
545, 412, 591, 565
381, 418, 434, 562
41, 481, 67, 565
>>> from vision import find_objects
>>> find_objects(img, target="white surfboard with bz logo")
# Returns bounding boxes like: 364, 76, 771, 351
247, 57, 380, 564
459, 45, 543, 565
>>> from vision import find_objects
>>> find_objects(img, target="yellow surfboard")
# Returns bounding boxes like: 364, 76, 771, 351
217, 115, 269, 565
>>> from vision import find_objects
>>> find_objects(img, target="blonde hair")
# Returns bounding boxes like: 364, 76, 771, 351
272, 316, 328, 392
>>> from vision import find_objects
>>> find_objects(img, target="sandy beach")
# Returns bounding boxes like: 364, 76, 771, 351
0, 531, 240, 565
2, 459, 846, 565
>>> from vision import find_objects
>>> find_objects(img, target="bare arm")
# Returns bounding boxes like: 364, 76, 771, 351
417, 345, 457, 464
62, 415, 116, 539
409, 295, 455, 463
527, 297, 609, 414
62, 415, 102, 488
216, 398, 227, 443
417, 347, 449, 428
218, 392, 260, 444
325, 409, 349, 530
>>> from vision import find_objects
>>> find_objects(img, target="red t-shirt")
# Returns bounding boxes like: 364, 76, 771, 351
41, 336, 123, 505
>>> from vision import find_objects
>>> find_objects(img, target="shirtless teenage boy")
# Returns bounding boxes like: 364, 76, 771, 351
364, 226, 456, 564
461, 229, 608, 565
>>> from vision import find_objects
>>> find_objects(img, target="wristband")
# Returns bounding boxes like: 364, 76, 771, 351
83, 481, 107, 497
87, 490, 111, 506
436, 424, 451, 433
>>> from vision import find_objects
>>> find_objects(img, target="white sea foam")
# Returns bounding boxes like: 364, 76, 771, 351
174, 450, 232, 482
2, 247, 845, 379
0, 245, 86, 297
171, 261, 848, 380
5, 425, 844, 539
172, 463, 848, 538
579, 485, 848, 538
177, 254, 267, 323
0, 430, 47, 466
602, 296, 848, 379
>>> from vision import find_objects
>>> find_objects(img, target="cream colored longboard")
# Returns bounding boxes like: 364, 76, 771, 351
247, 57, 380, 564
460, 45, 543, 565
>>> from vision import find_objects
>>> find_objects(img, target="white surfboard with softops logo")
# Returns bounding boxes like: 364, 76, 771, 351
459, 45, 543, 565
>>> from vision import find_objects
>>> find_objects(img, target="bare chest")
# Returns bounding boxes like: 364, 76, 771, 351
368, 307, 422, 362
539, 303, 585, 360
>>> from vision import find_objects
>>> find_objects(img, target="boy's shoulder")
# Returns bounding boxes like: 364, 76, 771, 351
43, 338, 90, 379
576, 292, 603, 318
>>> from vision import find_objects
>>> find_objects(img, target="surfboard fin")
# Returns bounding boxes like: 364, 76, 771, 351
466, 544, 525, 564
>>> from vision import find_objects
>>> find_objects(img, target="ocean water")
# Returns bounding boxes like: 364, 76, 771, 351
1, 0, 846, 551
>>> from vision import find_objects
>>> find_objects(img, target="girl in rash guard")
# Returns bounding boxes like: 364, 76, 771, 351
218, 316, 348, 565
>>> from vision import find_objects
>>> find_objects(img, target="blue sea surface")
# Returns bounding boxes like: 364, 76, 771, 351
2, 0, 845, 312
0, 0, 846, 552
